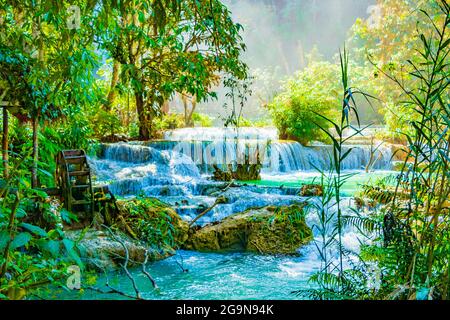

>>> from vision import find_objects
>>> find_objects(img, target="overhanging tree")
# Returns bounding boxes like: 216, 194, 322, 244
95, 0, 248, 140
0, 0, 98, 187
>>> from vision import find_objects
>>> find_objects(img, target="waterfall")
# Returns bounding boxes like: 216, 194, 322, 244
89, 127, 394, 225
267, 142, 393, 172
137, 139, 392, 173
160, 128, 393, 172
91, 143, 202, 197
164, 127, 279, 141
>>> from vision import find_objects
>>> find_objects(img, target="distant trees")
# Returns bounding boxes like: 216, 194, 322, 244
349, 0, 446, 138
267, 59, 340, 145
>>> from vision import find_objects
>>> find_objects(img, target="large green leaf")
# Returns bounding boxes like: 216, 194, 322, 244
0, 230, 10, 251
10, 232, 32, 250
19, 222, 48, 237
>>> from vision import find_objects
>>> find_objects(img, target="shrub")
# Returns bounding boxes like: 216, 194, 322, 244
268, 60, 340, 145
191, 112, 214, 127
152, 113, 185, 138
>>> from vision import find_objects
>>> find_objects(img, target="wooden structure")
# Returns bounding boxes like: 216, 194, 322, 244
56, 150, 94, 215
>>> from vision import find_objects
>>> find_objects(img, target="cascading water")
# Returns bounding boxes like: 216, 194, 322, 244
268, 141, 392, 172
91, 143, 203, 198
90, 140, 306, 224
162, 127, 393, 173
58, 127, 394, 300
90, 127, 393, 226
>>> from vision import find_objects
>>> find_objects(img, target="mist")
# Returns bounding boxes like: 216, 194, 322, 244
173, 0, 376, 122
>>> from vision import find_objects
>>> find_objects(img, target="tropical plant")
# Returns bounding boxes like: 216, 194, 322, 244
364, 0, 450, 299
295, 48, 378, 299
0, 151, 82, 300
268, 59, 340, 145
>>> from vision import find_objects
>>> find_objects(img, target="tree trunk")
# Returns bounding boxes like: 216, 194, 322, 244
104, 60, 121, 111
31, 116, 39, 188
182, 94, 196, 127
186, 98, 197, 127
182, 94, 189, 126
135, 93, 150, 140
2, 107, 9, 179
161, 100, 169, 114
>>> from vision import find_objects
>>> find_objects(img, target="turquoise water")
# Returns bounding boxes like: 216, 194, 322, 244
247, 170, 394, 196
45, 248, 319, 300
44, 170, 396, 300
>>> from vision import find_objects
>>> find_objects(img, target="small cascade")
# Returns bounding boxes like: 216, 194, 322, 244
103, 143, 167, 164
164, 127, 278, 141
91, 143, 202, 197
267, 142, 393, 172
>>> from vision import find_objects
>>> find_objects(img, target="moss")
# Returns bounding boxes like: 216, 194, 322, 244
300, 184, 323, 197
115, 197, 189, 253
185, 204, 312, 255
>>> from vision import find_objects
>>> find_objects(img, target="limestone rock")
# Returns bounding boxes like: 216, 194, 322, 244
65, 229, 171, 271
184, 204, 312, 255
115, 197, 190, 245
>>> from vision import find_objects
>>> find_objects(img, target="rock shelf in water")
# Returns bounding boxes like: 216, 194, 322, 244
67, 198, 313, 270
184, 203, 312, 254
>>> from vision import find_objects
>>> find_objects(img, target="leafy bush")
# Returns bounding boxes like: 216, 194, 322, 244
116, 197, 188, 251
0, 157, 82, 300
268, 60, 340, 145
152, 113, 185, 138
89, 109, 122, 139
191, 112, 214, 127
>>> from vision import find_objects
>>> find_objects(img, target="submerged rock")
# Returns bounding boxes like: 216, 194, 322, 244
300, 184, 323, 197
65, 229, 170, 271
184, 204, 312, 254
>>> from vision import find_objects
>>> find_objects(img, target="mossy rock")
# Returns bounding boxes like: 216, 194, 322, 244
115, 197, 189, 249
184, 204, 312, 255
300, 184, 323, 197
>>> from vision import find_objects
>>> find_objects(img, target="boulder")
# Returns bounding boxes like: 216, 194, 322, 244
115, 197, 190, 245
184, 204, 312, 255
65, 197, 190, 271
65, 229, 171, 271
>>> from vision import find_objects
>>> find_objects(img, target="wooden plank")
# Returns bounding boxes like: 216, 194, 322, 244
63, 150, 84, 157
69, 171, 90, 176
72, 184, 90, 189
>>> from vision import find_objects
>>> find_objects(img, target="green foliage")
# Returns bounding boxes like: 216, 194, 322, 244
305, 2, 450, 300
268, 60, 340, 145
116, 197, 187, 252
297, 48, 379, 300
152, 113, 185, 137
222, 76, 253, 128
191, 112, 214, 127
360, 1, 450, 299
349, 0, 446, 140
95, 0, 248, 139
0, 154, 82, 300
90, 109, 122, 139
